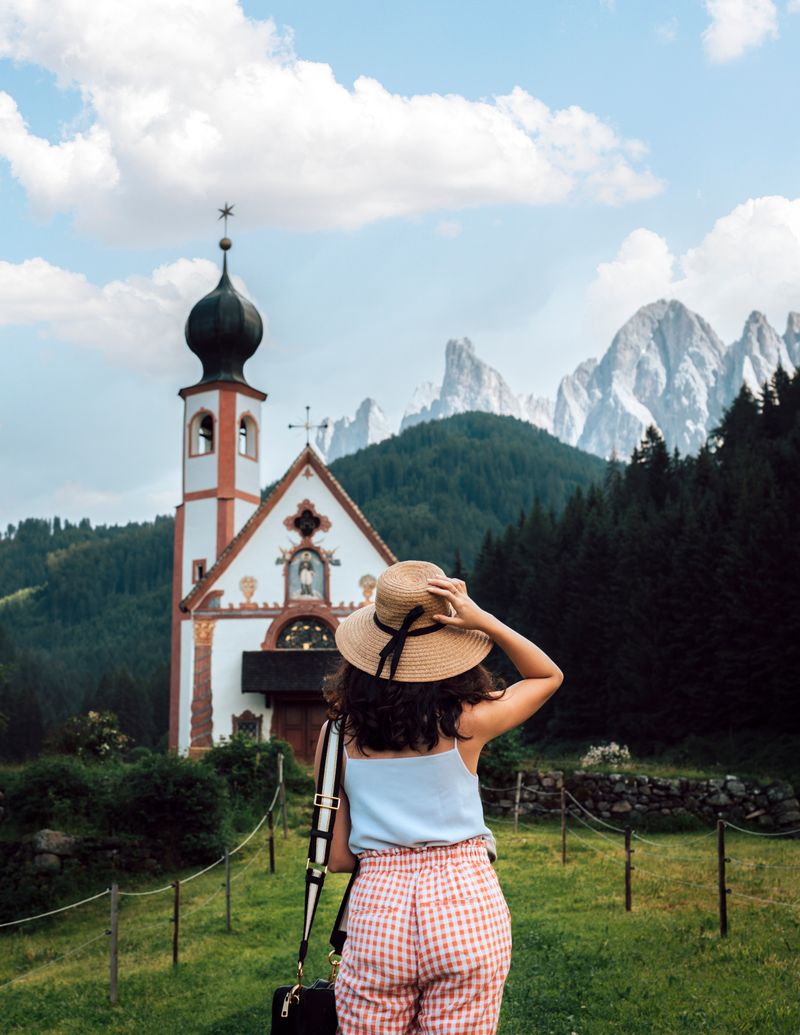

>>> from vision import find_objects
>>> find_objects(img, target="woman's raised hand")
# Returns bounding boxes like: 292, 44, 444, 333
426, 576, 492, 633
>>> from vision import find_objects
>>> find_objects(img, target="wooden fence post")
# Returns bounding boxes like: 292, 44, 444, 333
278, 753, 288, 840
225, 847, 231, 932
268, 809, 276, 874
624, 827, 633, 912
513, 771, 522, 834
172, 880, 181, 966
560, 787, 567, 865
108, 883, 119, 1006
717, 817, 729, 938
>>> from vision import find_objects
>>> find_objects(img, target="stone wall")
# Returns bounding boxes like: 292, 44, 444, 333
482, 770, 800, 833
4, 828, 162, 877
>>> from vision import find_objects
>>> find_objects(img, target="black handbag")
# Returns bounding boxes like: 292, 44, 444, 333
271, 718, 357, 1034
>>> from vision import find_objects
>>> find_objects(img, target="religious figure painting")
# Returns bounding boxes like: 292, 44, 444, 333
288, 549, 325, 600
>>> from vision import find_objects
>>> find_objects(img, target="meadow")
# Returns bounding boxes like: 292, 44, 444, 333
1, 813, 798, 1035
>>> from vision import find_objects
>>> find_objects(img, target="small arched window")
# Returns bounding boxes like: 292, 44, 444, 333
238, 414, 257, 458
190, 411, 214, 456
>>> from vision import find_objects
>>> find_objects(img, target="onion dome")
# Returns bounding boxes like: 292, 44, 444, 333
184, 238, 263, 386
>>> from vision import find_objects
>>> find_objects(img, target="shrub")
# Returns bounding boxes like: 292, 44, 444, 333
478, 728, 528, 786
126, 745, 152, 764
580, 742, 632, 768
109, 754, 229, 868
45, 710, 130, 762
3, 755, 105, 829
202, 735, 312, 804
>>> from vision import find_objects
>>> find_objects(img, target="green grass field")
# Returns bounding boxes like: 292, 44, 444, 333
1, 816, 798, 1035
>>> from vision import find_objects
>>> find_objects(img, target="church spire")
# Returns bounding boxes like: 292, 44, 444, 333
184, 208, 263, 387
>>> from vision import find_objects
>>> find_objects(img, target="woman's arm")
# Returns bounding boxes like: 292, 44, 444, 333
313, 720, 357, 873
428, 576, 564, 744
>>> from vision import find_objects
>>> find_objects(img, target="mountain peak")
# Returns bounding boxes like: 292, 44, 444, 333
402, 336, 530, 432
316, 397, 392, 462
744, 310, 769, 329
784, 313, 800, 366
446, 337, 475, 358
723, 310, 794, 397
555, 297, 726, 457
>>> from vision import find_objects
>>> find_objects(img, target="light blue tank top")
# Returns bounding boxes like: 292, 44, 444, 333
343, 739, 493, 855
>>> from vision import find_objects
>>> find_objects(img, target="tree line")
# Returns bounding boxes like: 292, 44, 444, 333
470, 366, 800, 756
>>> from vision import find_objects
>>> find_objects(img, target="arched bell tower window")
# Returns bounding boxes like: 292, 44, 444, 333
238, 413, 258, 459
189, 410, 215, 456
276, 619, 335, 651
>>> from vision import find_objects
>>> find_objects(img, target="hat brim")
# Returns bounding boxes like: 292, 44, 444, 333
335, 604, 494, 682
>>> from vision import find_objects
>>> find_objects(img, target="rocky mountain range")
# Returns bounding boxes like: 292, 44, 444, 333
316, 300, 800, 463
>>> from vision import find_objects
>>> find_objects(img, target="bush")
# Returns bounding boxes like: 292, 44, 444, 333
201, 735, 312, 805
477, 728, 528, 786
3, 755, 108, 830
580, 742, 632, 768
44, 710, 130, 762
109, 754, 229, 868
126, 745, 152, 764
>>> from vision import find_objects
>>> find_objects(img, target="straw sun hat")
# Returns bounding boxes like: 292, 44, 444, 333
335, 560, 493, 682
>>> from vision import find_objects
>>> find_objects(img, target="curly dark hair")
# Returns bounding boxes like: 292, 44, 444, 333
322, 658, 505, 755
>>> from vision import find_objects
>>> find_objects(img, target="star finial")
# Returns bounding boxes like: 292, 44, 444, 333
218, 202, 235, 235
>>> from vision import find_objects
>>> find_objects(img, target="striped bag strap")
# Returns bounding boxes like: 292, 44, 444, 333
297, 717, 357, 979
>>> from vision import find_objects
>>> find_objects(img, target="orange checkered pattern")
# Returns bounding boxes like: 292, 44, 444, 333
335, 837, 512, 1034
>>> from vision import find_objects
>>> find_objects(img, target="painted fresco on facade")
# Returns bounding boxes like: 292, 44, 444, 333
288, 548, 325, 599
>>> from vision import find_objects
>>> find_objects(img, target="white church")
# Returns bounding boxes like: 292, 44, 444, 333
169, 233, 396, 761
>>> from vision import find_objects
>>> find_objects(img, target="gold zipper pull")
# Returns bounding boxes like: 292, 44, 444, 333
281, 991, 292, 1018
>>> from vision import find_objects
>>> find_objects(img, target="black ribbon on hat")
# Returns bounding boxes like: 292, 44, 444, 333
373, 605, 444, 681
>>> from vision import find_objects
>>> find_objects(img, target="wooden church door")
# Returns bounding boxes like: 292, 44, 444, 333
274, 699, 329, 763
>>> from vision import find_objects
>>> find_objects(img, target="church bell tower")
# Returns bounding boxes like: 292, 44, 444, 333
169, 220, 267, 748
177, 230, 266, 586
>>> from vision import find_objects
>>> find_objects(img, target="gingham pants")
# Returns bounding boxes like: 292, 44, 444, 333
335, 837, 512, 1034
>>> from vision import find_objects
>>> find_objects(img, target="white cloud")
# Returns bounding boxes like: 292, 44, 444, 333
787, 0, 800, 12
0, 255, 257, 376
435, 220, 462, 238
702, 0, 779, 62
0, 0, 663, 243
589, 195, 800, 343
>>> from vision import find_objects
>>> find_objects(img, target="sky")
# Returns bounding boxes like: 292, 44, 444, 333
1, 0, 799, 529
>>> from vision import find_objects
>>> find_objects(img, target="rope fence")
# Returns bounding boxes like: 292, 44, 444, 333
0, 889, 111, 930
725, 821, 800, 837
481, 769, 800, 937
3, 757, 797, 1001
0, 753, 290, 1002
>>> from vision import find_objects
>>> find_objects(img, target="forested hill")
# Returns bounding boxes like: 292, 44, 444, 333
0, 413, 605, 755
328, 412, 606, 568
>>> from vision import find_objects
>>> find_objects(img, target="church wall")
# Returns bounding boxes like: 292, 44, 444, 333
185, 452, 217, 495
182, 498, 218, 597
235, 453, 260, 500
209, 617, 274, 744
178, 618, 195, 753
185, 390, 219, 425
234, 497, 259, 538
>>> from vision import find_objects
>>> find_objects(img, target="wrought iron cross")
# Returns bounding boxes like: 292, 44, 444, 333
289, 405, 329, 447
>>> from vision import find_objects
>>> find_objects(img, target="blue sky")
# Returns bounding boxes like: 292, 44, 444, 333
1, 0, 799, 529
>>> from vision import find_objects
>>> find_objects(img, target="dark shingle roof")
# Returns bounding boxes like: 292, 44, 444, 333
241, 649, 341, 694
